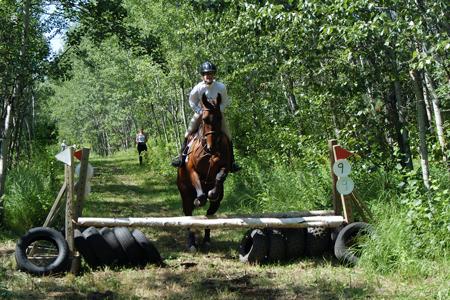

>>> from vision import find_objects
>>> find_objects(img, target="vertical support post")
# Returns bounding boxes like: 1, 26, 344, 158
75, 148, 90, 219
341, 194, 353, 223
329, 139, 342, 215
64, 147, 76, 273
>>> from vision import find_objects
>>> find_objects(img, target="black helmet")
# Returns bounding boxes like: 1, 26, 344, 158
200, 61, 217, 75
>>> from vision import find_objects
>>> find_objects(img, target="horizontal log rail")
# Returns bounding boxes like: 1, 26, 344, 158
76, 215, 345, 229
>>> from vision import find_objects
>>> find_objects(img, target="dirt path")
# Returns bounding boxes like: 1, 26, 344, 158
0, 152, 443, 299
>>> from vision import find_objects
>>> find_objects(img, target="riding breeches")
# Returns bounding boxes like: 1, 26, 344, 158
185, 113, 232, 140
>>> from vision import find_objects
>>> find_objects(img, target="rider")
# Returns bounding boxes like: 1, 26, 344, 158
136, 128, 148, 165
171, 61, 240, 172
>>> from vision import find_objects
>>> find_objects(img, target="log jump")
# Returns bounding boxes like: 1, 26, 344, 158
76, 214, 345, 229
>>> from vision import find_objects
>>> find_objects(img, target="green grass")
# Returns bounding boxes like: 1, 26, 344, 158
0, 146, 449, 299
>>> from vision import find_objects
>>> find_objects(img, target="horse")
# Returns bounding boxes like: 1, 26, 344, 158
176, 93, 232, 251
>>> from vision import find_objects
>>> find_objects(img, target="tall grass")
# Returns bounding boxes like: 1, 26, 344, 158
224, 154, 333, 213
3, 145, 60, 233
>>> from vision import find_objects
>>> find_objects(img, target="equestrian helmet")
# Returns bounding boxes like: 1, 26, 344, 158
200, 61, 217, 75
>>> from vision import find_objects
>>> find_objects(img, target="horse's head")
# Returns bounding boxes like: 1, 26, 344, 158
201, 93, 222, 152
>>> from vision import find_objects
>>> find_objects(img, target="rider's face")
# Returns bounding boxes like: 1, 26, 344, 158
202, 72, 215, 84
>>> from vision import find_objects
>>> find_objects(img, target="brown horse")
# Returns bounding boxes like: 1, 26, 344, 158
177, 93, 231, 251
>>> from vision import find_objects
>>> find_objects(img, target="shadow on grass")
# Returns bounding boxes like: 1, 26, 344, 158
156, 268, 374, 299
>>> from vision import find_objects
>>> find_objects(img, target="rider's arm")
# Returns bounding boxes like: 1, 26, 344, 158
219, 83, 230, 112
189, 85, 202, 114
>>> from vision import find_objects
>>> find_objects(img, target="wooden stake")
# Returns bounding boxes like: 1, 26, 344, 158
74, 148, 90, 220
329, 139, 342, 215
64, 147, 76, 274
43, 181, 67, 227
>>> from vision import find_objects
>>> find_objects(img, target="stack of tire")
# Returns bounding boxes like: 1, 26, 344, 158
239, 227, 331, 264
239, 223, 371, 265
75, 226, 163, 269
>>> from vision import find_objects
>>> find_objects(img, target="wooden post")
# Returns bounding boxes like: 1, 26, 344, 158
341, 194, 353, 223
329, 139, 342, 215
75, 148, 90, 219
64, 147, 76, 274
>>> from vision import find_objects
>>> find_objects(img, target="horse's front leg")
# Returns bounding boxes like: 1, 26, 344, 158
189, 169, 206, 207
202, 200, 221, 248
208, 168, 228, 201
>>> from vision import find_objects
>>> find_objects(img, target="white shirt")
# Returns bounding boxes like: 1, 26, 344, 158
136, 133, 146, 143
189, 80, 230, 114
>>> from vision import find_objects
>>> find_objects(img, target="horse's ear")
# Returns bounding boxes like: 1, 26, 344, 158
201, 93, 213, 109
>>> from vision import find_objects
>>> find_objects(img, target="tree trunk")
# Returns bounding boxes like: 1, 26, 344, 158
180, 82, 188, 132
424, 70, 448, 164
410, 69, 431, 189
150, 104, 163, 143
393, 81, 413, 169
280, 74, 298, 114
0, 104, 12, 223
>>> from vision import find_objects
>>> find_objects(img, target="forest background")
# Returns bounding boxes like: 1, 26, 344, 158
0, 0, 448, 290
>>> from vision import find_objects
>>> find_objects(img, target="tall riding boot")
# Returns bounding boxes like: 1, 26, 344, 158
171, 138, 188, 167
229, 141, 241, 173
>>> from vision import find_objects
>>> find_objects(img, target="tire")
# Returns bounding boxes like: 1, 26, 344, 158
282, 228, 306, 260
306, 226, 331, 256
239, 229, 268, 264
82, 227, 116, 267
265, 229, 286, 262
74, 229, 99, 268
99, 227, 128, 266
113, 227, 146, 267
15, 227, 70, 276
131, 229, 163, 266
334, 222, 372, 266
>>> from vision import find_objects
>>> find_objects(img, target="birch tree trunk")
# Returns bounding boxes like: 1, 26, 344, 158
179, 82, 188, 132
424, 70, 448, 163
0, 104, 12, 222
410, 69, 431, 189
280, 74, 298, 114
150, 104, 163, 143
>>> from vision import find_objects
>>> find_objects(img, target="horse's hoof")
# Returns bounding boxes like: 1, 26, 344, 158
194, 199, 200, 207
188, 245, 197, 253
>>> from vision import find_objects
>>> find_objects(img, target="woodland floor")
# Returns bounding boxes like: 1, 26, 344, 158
0, 151, 448, 299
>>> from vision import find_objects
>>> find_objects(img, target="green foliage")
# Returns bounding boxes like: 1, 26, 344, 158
399, 164, 450, 258
224, 153, 332, 213
3, 146, 60, 233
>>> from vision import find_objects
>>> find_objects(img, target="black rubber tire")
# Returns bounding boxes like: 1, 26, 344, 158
265, 228, 286, 262
99, 227, 128, 266
113, 227, 146, 267
74, 228, 99, 268
239, 229, 269, 264
306, 226, 331, 256
282, 228, 306, 260
334, 222, 372, 266
82, 227, 116, 267
15, 227, 70, 275
131, 229, 163, 266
